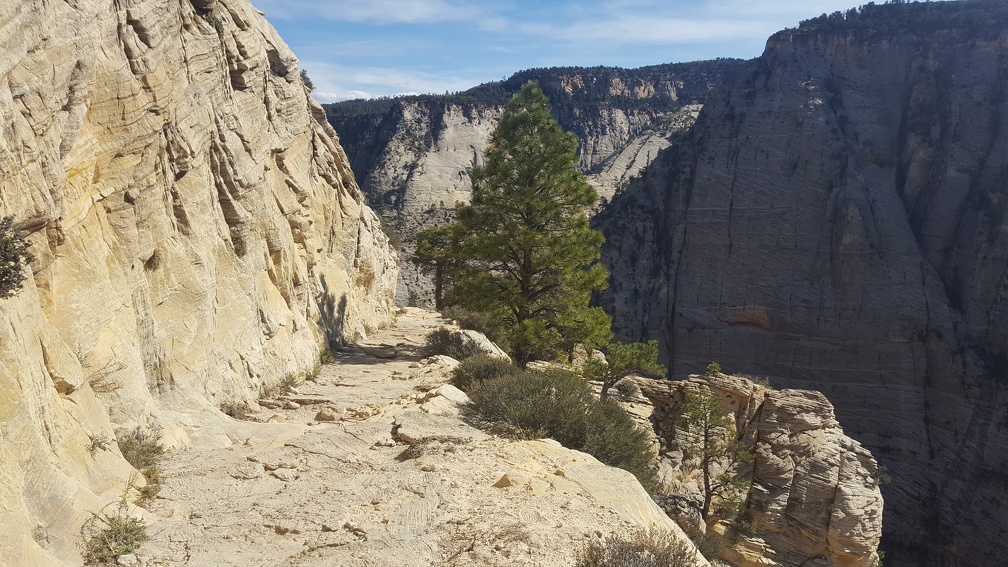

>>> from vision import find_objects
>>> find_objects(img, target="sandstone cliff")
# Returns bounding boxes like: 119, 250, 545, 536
637, 374, 883, 567
0, 0, 396, 564
596, 2, 1008, 564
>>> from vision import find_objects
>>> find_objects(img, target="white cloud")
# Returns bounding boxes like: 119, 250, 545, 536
252, 0, 491, 25
301, 59, 481, 102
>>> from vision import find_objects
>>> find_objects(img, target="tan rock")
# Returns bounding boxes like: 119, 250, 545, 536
638, 375, 882, 567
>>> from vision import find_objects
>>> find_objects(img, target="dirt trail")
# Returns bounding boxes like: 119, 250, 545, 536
137, 308, 697, 566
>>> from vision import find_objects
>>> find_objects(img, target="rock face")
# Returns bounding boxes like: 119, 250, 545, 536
639, 375, 883, 567
325, 61, 744, 305
596, 2, 1008, 564
0, 0, 396, 564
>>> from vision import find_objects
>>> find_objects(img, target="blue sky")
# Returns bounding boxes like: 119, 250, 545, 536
251, 0, 867, 103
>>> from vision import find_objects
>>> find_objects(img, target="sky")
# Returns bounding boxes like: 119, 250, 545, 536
250, 0, 870, 103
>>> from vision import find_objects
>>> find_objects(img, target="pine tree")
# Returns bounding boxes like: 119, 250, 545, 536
677, 385, 753, 520
416, 82, 611, 366
584, 340, 665, 398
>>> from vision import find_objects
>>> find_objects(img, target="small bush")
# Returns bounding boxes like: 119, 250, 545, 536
577, 529, 697, 567
261, 373, 304, 399
80, 497, 147, 565
691, 533, 724, 562
319, 347, 336, 365
464, 368, 656, 487
220, 400, 250, 420
425, 328, 482, 361
0, 215, 34, 299
584, 400, 656, 490
452, 354, 519, 391
705, 362, 721, 376
117, 427, 165, 470
136, 468, 161, 507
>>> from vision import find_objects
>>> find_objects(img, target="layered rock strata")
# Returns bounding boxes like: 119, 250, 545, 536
0, 0, 396, 564
638, 375, 883, 567
597, 2, 1008, 564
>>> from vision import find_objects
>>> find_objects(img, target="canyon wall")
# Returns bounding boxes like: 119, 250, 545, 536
0, 0, 396, 564
596, 2, 1008, 564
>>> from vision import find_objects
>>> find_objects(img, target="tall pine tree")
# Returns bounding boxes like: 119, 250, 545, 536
418, 82, 611, 365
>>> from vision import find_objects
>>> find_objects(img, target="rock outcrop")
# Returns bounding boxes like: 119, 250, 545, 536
596, 2, 1008, 563
638, 375, 883, 567
0, 0, 396, 564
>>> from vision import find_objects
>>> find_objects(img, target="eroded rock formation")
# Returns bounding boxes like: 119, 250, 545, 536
597, 2, 1008, 564
0, 0, 396, 564
638, 375, 883, 567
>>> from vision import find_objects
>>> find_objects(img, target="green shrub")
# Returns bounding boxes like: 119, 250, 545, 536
80, 498, 147, 565
136, 467, 161, 507
452, 354, 519, 391
584, 399, 656, 490
464, 368, 592, 441
464, 368, 656, 487
577, 529, 697, 567
705, 362, 721, 376
117, 428, 165, 470
425, 328, 482, 361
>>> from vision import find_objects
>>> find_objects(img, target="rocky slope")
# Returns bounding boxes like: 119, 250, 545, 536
0, 0, 396, 564
636, 374, 883, 567
325, 62, 744, 304
595, 2, 1008, 564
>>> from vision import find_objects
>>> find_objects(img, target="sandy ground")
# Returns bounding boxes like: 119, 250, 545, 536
136, 308, 696, 567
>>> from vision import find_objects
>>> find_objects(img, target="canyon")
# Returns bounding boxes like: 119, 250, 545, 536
325, 61, 743, 304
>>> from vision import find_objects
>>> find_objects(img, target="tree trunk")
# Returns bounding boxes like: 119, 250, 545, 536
434, 265, 444, 309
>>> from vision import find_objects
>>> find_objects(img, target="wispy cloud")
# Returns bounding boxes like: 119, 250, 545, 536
301, 60, 481, 102
253, 0, 492, 24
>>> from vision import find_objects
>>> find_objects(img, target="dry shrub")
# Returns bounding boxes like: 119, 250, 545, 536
577, 529, 697, 567
464, 368, 656, 489
452, 354, 519, 391
425, 328, 482, 361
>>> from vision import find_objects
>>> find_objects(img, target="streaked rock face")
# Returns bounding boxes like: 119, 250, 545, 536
639, 375, 883, 567
0, 0, 396, 563
597, 3, 1008, 564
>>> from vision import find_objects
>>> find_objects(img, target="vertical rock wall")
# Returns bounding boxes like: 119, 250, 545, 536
597, 3, 1008, 564
0, 0, 397, 563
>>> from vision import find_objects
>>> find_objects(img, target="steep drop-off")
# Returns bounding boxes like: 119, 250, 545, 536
0, 0, 396, 564
596, 2, 1008, 564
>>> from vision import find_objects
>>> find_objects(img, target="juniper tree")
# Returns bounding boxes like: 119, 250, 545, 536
677, 385, 753, 520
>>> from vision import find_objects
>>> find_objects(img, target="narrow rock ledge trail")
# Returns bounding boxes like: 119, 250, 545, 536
139, 308, 697, 567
